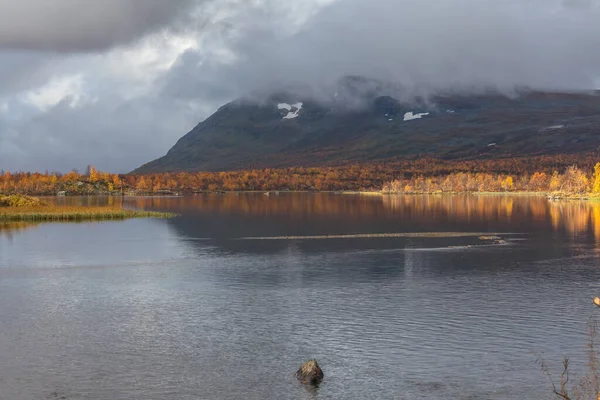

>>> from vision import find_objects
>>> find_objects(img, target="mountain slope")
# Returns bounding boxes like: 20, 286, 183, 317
134, 89, 600, 173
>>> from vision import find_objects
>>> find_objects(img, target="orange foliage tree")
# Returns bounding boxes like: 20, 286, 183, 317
2, 154, 600, 196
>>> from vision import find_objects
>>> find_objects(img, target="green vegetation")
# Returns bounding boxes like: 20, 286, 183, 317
0, 194, 174, 222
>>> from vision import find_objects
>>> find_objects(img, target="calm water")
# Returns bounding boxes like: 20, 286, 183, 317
2, 194, 600, 399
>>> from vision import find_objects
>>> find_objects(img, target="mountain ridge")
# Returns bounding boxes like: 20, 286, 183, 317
134, 84, 600, 173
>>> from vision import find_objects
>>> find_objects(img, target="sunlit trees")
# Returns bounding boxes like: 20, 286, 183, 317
382, 163, 600, 196
500, 176, 514, 191
592, 163, 600, 194
549, 171, 562, 192
3, 154, 600, 196
88, 166, 101, 183
529, 172, 549, 191
559, 165, 589, 195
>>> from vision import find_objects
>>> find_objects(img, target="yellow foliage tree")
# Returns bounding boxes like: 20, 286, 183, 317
501, 176, 514, 191
592, 163, 600, 194
89, 166, 101, 184
549, 171, 562, 192
562, 165, 589, 195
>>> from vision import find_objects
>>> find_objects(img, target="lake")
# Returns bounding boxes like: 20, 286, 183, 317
1, 193, 600, 399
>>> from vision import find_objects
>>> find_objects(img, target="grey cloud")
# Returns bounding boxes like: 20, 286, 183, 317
0, 50, 74, 99
0, 0, 198, 52
164, 0, 600, 104
3, 0, 600, 173
0, 94, 206, 173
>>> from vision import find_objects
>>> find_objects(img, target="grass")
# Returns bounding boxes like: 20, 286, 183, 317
0, 206, 175, 222
0, 194, 175, 222
538, 316, 600, 400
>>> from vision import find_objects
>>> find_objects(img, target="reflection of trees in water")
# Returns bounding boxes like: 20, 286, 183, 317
129, 193, 546, 222
0, 222, 39, 240
132, 193, 528, 222
130, 193, 393, 219
51, 196, 123, 208
151, 195, 600, 268
7, 193, 600, 242
384, 195, 600, 242
135, 193, 600, 239
382, 195, 522, 223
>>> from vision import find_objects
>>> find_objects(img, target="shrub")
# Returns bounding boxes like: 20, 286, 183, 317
0, 195, 46, 208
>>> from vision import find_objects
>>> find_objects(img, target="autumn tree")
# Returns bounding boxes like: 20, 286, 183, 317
592, 163, 600, 194
88, 166, 101, 183
561, 165, 589, 195
528, 172, 549, 191
500, 176, 515, 191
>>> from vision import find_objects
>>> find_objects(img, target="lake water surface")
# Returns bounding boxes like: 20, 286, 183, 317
2, 194, 600, 399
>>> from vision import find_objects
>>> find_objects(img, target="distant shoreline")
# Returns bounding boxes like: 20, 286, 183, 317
30, 190, 600, 201
3, 159, 600, 200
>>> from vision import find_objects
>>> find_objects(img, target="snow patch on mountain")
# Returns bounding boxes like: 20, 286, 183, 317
539, 124, 565, 132
404, 111, 430, 121
278, 102, 303, 119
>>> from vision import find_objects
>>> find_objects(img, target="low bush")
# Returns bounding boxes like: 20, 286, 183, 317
0, 195, 46, 208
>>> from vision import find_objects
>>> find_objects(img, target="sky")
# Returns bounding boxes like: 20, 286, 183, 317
0, 0, 599, 173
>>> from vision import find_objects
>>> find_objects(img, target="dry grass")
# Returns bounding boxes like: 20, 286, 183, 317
0, 206, 174, 222
538, 318, 600, 400
299, 360, 319, 375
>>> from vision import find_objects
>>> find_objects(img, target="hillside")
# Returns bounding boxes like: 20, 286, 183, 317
134, 82, 600, 173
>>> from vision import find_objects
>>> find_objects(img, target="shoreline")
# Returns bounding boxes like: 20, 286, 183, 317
0, 206, 175, 222
7, 190, 600, 201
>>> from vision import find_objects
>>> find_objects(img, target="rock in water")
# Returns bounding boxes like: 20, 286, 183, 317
296, 359, 324, 385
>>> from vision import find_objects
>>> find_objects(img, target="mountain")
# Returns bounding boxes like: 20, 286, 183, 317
134, 82, 600, 173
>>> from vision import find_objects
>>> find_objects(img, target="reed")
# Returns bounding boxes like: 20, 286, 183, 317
538, 317, 600, 400
0, 206, 175, 222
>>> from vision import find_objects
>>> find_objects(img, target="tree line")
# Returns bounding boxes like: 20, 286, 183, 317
382, 165, 599, 196
1, 154, 600, 196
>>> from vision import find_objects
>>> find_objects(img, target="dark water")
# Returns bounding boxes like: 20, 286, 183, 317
2, 194, 600, 399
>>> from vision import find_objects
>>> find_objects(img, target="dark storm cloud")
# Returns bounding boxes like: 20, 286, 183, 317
0, 0, 198, 52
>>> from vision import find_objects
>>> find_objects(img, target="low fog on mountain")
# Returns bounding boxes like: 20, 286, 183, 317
0, 0, 599, 172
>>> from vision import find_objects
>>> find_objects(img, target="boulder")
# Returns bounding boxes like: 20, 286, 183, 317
296, 359, 324, 385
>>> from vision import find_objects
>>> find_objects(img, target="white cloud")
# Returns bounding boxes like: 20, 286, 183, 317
24, 74, 86, 111
103, 33, 200, 87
